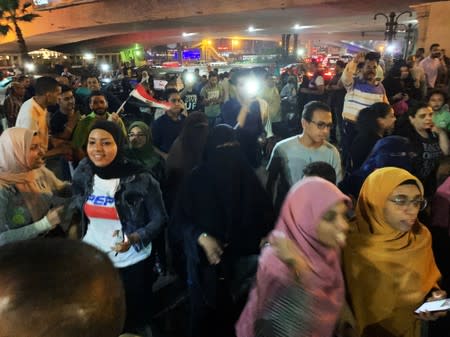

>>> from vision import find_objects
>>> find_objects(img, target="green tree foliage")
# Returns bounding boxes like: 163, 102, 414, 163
0, 1, 40, 61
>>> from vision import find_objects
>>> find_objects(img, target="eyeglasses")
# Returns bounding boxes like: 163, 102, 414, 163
388, 195, 427, 211
309, 120, 333, 130
128, 133, 146, 138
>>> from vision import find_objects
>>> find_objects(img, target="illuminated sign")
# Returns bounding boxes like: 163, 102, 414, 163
32, 0, 100, 10
33, 0, 49, 5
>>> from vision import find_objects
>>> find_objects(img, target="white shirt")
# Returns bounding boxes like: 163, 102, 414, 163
420, 56, 441, 88
82, 175, 152, 268
15, 98, 49, 150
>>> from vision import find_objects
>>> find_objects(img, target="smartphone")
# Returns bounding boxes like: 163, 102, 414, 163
415, 299, 450, 313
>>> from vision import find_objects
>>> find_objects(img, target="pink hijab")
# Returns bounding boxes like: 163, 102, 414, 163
0, 128, 59, 221
236, 177, 350, 337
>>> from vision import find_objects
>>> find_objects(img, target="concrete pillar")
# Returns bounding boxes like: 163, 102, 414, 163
293, 34, 298, 54
177, 43, 183, 65
411, 1, 450, 53
281, 34, 286, 58
286, 34, 291, 56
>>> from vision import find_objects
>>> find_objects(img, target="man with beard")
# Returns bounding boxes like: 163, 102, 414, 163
75, 76, 121, 116
72, 91, 126, 161
420, 43, 448, 91
45, 85, 80, 179
340, 52, 389, 166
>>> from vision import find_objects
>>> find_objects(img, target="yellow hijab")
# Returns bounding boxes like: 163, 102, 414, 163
343, 167, 440, 337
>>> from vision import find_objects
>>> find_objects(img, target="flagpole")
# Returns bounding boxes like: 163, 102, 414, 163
116, 70, 150, 115
115, 96, 131, 115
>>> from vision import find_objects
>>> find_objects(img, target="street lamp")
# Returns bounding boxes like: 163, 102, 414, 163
231, 39, 240, 53
374, 11, 412, 43
403, 23, 418, 58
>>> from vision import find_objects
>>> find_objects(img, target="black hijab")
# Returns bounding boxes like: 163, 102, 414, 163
171, 124, 275, 259
204, 124, 238, 159
167, 112, 209, 174
87, 120, 145, 179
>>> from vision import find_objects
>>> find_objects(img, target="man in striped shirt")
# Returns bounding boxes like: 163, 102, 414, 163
340, 52, 389, 166
4, 82, 25, 127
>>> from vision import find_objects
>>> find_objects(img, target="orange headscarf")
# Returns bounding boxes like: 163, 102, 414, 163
343, 167, 440, 337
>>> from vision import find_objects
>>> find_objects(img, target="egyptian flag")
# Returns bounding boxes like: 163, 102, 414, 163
130, 83, 171, 110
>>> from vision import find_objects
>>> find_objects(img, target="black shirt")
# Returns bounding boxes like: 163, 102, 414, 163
350, 133, 382, 170
152, 114, 185, 153
49, 109, 69, 135
397, 125, 442, 196
181, 90, 200, 113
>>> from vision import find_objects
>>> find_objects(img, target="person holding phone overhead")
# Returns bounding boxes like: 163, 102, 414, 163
343, 167, 445, 337
218, 69, 269, 168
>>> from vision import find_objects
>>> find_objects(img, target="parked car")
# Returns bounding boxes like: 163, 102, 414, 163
0, 76, 13, 106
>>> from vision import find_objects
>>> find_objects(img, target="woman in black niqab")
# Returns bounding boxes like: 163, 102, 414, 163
170, 124, 275, 337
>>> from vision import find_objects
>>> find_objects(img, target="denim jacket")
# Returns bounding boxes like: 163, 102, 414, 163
71, 158, 167, 251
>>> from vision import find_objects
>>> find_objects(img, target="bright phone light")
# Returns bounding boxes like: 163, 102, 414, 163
100, 63, 110, 72
25, 63, 35, 72
244, 78, 260, 97
386, 45, 395, 53
185, 72, 195, 84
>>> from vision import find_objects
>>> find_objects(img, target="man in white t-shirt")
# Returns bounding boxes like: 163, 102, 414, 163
266, 101, 342, 211
15, 76, 61, 152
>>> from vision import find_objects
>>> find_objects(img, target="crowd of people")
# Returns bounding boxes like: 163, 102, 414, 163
1, 42, 450, 337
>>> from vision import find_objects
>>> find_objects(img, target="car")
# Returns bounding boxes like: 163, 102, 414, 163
321, 67, 335, 82
280, 63, 300, 75
0, 76, 13, 106
0, 67, 14, 77
161, 61, 182, 68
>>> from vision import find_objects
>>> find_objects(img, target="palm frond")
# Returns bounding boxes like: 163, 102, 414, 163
0, 0, 19, 12
21, 2, 32, 13
0, 24, 11, 35
18, 13, 39, 22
